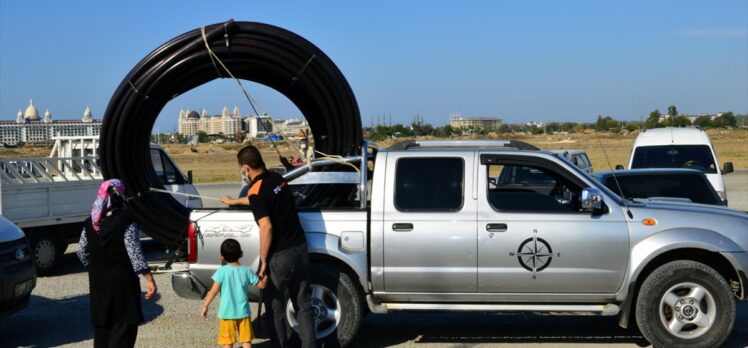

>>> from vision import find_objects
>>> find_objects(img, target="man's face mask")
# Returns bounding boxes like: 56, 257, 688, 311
240, 166, 249, 183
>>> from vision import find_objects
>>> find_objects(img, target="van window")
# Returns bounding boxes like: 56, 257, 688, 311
631, 145, 717, 173
395, 158, 463, 212
150, 148, 183, 185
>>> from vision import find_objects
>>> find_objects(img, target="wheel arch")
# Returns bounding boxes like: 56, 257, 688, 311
305, 232, 369, 292
618, 246, 743, 328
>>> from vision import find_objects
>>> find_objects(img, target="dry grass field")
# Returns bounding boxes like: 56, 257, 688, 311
2, 129, 745, 183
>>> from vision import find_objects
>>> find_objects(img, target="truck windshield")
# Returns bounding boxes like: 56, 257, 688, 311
631, 145, 717, 173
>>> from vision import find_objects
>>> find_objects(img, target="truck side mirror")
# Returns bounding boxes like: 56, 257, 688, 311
187, 170, 193, 184
581, 188, 604, 211
723, 162, 734, 174
615, 164, 624, 170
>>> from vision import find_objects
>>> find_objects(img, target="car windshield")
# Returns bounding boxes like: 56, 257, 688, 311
601, 173, 722, 205
631, 145, 717, 173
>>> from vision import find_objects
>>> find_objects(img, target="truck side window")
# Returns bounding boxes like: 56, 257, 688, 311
487, 163, 580, 213
395, 157, 463, 212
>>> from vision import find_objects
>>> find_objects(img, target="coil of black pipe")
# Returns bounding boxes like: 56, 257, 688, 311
100, 20, 362, 248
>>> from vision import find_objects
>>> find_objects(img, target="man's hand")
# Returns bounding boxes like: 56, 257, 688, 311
259, 259, 267, 278
200, 305, 209, 319
221, 195, 235, 205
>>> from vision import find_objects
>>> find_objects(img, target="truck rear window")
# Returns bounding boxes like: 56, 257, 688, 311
395, 158, 464, 212
631, 145, 717, 174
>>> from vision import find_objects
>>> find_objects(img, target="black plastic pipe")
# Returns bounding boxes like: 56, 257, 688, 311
101, 21, 362, 247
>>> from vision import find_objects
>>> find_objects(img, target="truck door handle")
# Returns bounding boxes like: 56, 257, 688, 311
392, 223, 413, 232
486, 223, 508, 232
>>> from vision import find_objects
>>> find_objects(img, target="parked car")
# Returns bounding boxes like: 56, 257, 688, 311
621, 128, 733, 202
593, 169, 726, 206
551, 149, 593, 174
172, 140, 748, 348
0, 216, 36, 319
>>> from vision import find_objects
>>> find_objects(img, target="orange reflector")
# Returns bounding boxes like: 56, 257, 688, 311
642, 218, 657, 226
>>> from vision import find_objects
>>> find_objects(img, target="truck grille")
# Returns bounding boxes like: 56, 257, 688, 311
0, 238, 33, 274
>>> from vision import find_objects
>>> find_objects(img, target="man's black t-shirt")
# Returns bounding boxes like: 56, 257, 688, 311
248, 171, 306, 255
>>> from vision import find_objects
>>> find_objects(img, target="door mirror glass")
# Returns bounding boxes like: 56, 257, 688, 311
581, 188, 604, 210
723, 162, 734, 174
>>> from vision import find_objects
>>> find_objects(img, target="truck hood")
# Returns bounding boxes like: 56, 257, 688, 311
0, 217, 26, 243
629, 198, 748, 219
626, 199, 748, 251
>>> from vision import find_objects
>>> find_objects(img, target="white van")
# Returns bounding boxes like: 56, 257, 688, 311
626, 127, 733, 202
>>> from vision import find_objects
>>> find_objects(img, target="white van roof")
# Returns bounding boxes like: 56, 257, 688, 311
634, 127, 712, 147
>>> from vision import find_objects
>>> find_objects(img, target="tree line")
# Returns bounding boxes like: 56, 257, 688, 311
365, 106, 745, 140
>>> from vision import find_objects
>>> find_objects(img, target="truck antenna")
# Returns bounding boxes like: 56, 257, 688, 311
598, 139, 633, 219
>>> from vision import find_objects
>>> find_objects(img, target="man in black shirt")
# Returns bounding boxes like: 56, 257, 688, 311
236, 145, 315, 348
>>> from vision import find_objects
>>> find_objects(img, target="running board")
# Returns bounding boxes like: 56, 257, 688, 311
365, 295, 620, 316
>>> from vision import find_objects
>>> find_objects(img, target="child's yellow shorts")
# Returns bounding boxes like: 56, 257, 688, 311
217, 317, 253, 345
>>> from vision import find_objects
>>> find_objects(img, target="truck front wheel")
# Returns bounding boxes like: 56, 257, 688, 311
30, 232, 66, 276
635, 260, 735, 348
285, 263, 364, 347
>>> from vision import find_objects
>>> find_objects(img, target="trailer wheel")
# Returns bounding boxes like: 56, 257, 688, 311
284, 263, 364, 347
635, 260, 735, 348
31, 232, 65, 276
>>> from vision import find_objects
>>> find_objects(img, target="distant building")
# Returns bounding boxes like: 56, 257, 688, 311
273, 118, 310, 138
449, 114, 502, 130
0, 100, 101, 145
245, 114, 274, 138
177, 105, 243, 137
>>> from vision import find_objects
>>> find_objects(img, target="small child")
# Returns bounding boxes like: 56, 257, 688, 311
201, 238, 267, 348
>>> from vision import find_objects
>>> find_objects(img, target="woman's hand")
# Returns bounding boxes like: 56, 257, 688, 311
201, 305, 209, 319
143, 272, 158, 300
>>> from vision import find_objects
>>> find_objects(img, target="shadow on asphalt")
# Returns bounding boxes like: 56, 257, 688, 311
0, 293, 164, 347
352, 312, 649, 347
352, 306, 748, 347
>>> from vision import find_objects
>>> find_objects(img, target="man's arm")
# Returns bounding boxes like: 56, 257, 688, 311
257, 216, 272, 277
221, 195, 249, 206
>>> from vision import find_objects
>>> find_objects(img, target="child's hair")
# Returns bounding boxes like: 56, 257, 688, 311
220, 238, 242, 262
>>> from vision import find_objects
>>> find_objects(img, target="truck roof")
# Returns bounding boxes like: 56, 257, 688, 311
634, 127, 712, 146
382, 139, 541, 152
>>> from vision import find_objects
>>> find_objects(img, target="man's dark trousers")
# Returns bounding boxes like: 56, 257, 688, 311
264, 243, 316, 348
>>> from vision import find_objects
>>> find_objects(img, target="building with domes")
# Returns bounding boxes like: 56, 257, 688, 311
1, 100, 102, 145
177, 105, 244, 137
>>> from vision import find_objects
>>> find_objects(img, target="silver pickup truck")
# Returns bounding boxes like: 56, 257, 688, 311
172, 140, 748, 348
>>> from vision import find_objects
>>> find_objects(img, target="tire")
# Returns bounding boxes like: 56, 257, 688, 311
286, 263, 364, 347
635, 260, 736, 348
30, 232, 65, 276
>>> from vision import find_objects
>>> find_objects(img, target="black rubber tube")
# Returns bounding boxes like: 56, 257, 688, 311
101, 21, 362, 247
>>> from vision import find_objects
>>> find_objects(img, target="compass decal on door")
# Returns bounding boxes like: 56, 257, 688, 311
509, 229, 560, 279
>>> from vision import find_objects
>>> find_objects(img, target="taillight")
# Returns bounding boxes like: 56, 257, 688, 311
187, 222, 197, 263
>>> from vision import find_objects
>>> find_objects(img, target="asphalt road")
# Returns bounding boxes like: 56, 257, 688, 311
1, 172, 746, 347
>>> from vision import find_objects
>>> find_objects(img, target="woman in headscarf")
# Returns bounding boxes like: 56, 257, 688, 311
77, 179, 157, 348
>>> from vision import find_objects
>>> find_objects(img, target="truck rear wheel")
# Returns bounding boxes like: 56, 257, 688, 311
635, 260, 735, 348
285, 263, 364, 347
30, 232, 65, 276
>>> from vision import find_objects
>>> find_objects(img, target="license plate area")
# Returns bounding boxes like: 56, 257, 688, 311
15, 279, 33, 298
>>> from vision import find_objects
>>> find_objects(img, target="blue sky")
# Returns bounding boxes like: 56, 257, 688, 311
1, 1, 746, 131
